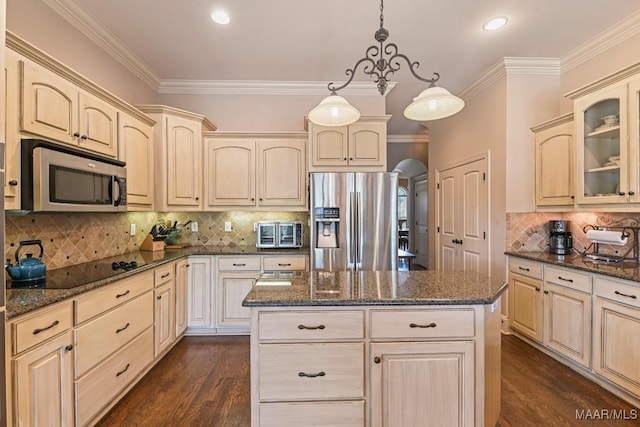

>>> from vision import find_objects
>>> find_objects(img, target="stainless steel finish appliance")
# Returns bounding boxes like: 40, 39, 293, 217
256, 221, 303, 248
310, 172, 398, 271
19, 139, 127, 212
549, 220, 573, 255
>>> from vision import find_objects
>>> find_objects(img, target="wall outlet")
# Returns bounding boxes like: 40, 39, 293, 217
129, 223, 136, 236
190, 221, 199, 232
224, 221, 232, 232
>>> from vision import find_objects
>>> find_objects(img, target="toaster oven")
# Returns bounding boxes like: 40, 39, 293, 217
256, 221, 303, 248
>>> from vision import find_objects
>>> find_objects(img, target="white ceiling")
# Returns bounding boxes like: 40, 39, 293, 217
50, 0, 640, 134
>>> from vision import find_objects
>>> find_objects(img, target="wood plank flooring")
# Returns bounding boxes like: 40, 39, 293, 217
97, 334, 638, 427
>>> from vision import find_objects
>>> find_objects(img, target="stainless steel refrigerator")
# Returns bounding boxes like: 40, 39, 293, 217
310, 172, 398, 271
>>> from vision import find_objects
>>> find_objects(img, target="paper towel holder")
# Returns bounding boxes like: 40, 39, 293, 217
581, 224, 639, 263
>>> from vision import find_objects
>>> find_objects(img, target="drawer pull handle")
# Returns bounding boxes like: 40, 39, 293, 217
33, 320, 60, 335
518, 267, 530, 272
298, 324, 325, 330
116, 290, 130, 298
116, 363, 130, 377
614, 290, 637, 300
558, 276, 574, 283
161, 273, 170, 278
65, 345, 74, 352
409, 322, 437, 329
278, 263, 292, 266
298, 371, 326, 378
116, 323, 131, 334
233, 263, 246, 267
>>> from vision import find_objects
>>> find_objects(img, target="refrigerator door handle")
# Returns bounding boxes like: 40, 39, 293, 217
349, 192, 356, 264
355, 192, 362, 264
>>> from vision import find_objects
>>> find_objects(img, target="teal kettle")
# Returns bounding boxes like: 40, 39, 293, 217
6, 240, 47, 282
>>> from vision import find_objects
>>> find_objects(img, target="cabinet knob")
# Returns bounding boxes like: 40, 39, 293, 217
73, 132, 80, 138
629, 191, 636, 196
343, 157, 347, 161
65, 345, 73, 352
570, 195, 575, 199
195, 197, 199, 201
374, 356, 381, 364
535, 287, 541, 292
543, 290, 549, 295
619, 192, 626, 196
157, 295, 162, 300
8, 180, 18, 186
81, 134, 88, 140
259, 198, 263, 201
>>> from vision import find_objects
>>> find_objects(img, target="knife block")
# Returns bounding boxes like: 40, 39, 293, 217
140, 235, 164, 252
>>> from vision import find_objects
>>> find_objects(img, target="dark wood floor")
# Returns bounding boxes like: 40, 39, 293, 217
97, 334, 638, 427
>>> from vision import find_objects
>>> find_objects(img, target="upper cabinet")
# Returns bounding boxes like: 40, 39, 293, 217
118, 112, 155, 211
532, 113, 574, 208
307, 116, 390, 172
137, 105, 216, 212
204, 133, 307, 211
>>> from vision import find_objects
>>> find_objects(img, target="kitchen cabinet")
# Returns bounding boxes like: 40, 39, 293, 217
532, 113, 575, 208
542, 266, 591, 367
508, 258, 544, 342
175, 258, 189, 337
137, 104, 216, 211
186, 256, 215, 334
21, 60, 118, 158
118, 112, 155, 210
154, 264, 176, 357
307, 116, 390, 171
4, 49, 20, 210
217, 256, 262, 332
204, 133, 307, 210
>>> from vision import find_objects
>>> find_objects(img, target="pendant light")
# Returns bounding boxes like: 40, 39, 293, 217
308, 0, 464, 126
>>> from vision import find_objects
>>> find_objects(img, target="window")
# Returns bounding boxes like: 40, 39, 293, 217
397, 186, 408, 220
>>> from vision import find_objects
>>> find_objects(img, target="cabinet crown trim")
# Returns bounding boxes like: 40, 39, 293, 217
136, 104, 217, 130
204, 131, 307, 139
565, 61, 640, 99
303, 115, 391, 130
530, 112, 574, 132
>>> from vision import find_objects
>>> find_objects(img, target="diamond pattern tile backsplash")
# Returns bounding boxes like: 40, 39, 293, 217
5, 211, 308, 270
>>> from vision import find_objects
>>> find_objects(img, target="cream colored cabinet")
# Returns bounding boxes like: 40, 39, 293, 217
154, 264, 177, 357
308, 116, 389, 171
118, 112, 155, 210
204, 133, 307, 210
186, 256, 215, 333
4, 49, 20, 210
542, 266, 592, 367
532, 113, 575, 208
175, 258, 189, 337
217, 256, 262, 331
21, 60, 118, 158
593, 276, 640, 397
137, 105, 216, 211
508, 259, 544, 342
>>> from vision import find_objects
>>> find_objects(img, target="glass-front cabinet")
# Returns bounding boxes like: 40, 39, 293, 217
628, 78, 640, 204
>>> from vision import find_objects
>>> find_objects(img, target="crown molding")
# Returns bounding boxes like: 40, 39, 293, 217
561, 10, 640, 74
158, 80, 394, 96
387, 134, 429, 144
43, 0, 161, 91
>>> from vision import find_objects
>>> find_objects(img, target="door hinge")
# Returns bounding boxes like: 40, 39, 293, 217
437, 183, 440, 189
437, 226, 440, 232
483, 231, 486, 240
483, 172, 486, 181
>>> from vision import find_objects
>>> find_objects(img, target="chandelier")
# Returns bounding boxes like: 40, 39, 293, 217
308, 0, 465, 126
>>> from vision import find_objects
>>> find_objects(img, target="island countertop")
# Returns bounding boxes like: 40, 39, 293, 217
242, 270, 507, 307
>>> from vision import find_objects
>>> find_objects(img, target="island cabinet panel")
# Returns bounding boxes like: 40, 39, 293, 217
258, 310, 364, 341
370, 341, 475, 427
259, 401, 365, 427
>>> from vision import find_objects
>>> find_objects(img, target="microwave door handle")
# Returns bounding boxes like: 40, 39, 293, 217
113, 176, 124, 206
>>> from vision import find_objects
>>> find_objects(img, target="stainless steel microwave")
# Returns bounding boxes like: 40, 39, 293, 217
19, 139, 127, 212
256, 221, 303, 248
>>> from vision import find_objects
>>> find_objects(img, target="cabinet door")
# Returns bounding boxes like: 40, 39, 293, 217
535, 119, 574, 206
370, 341, 474, 427
187, 257, 214, 329
5, 50, 21, 209
593, 297, 640, 396
257, 139, 306, 208
13, 331, 74, 427
543, 283, 591, 367
509, 273, 543, 342
78, 91, 118, 157
166, 115, 202, 208
118, 112, 154, 209
310, 125, 349, 166
154, 282, 175, 357
217, 271, 260, 329
175, 259, 188, 337
20, 60, 78, 146
204, 139, 255, 207
347, 121, 386, 167
628, 77, 640, 203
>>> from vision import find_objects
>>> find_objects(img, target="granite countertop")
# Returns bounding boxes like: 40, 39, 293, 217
6, 246, 310, 319
243, 271, 508, 307
505, 251, 640, 283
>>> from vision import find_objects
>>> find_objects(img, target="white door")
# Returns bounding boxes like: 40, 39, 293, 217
414, 178, 428, 268
437, 156, 489, 274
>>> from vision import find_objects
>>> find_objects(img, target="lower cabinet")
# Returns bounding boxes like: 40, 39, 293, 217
217, 256, 261, 332
186, 256, 215, 333
509, 272, 544, 342
154, 282, 176, 357
175, 258, 189, 337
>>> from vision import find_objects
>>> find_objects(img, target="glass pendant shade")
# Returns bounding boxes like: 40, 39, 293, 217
308, 95, 361, 126
403, 86, 465, 121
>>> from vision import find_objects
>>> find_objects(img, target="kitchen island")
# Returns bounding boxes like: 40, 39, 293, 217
243, 270, 507, 427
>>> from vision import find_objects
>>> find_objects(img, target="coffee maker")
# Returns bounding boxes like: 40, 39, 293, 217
549, 220, 573, 255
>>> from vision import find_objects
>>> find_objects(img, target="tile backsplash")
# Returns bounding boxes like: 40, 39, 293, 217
5, 211, 308, 270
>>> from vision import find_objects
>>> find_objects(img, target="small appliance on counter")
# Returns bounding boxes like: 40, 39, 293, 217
549, 220, 573, 255
256, 221, 303, 248
5, 239, 47, 286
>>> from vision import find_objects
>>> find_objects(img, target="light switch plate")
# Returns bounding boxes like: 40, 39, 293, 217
129, 223, 136, 236
190, 222, 199, 232
224, 221, 232, 232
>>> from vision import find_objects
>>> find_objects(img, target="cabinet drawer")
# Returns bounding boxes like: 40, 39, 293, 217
262, 256, 307, 271
509, 258, 543, 280
75, 292, 153, 377
259, 343, 364, 400
218, 256, 261, 271
154, 263, 174, 287
75, 327, 154, 426
544, 266, 591, 294
12, 301, 73, 355
259, 401, 365, 427
75, 271, 153, 324
594, 277, 640, 309
370, 309, 475, 339
259, 311, 364, 340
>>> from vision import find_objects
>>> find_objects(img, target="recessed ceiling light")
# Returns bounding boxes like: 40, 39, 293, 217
483, 16, 508, 31
211, 10, 230, 25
